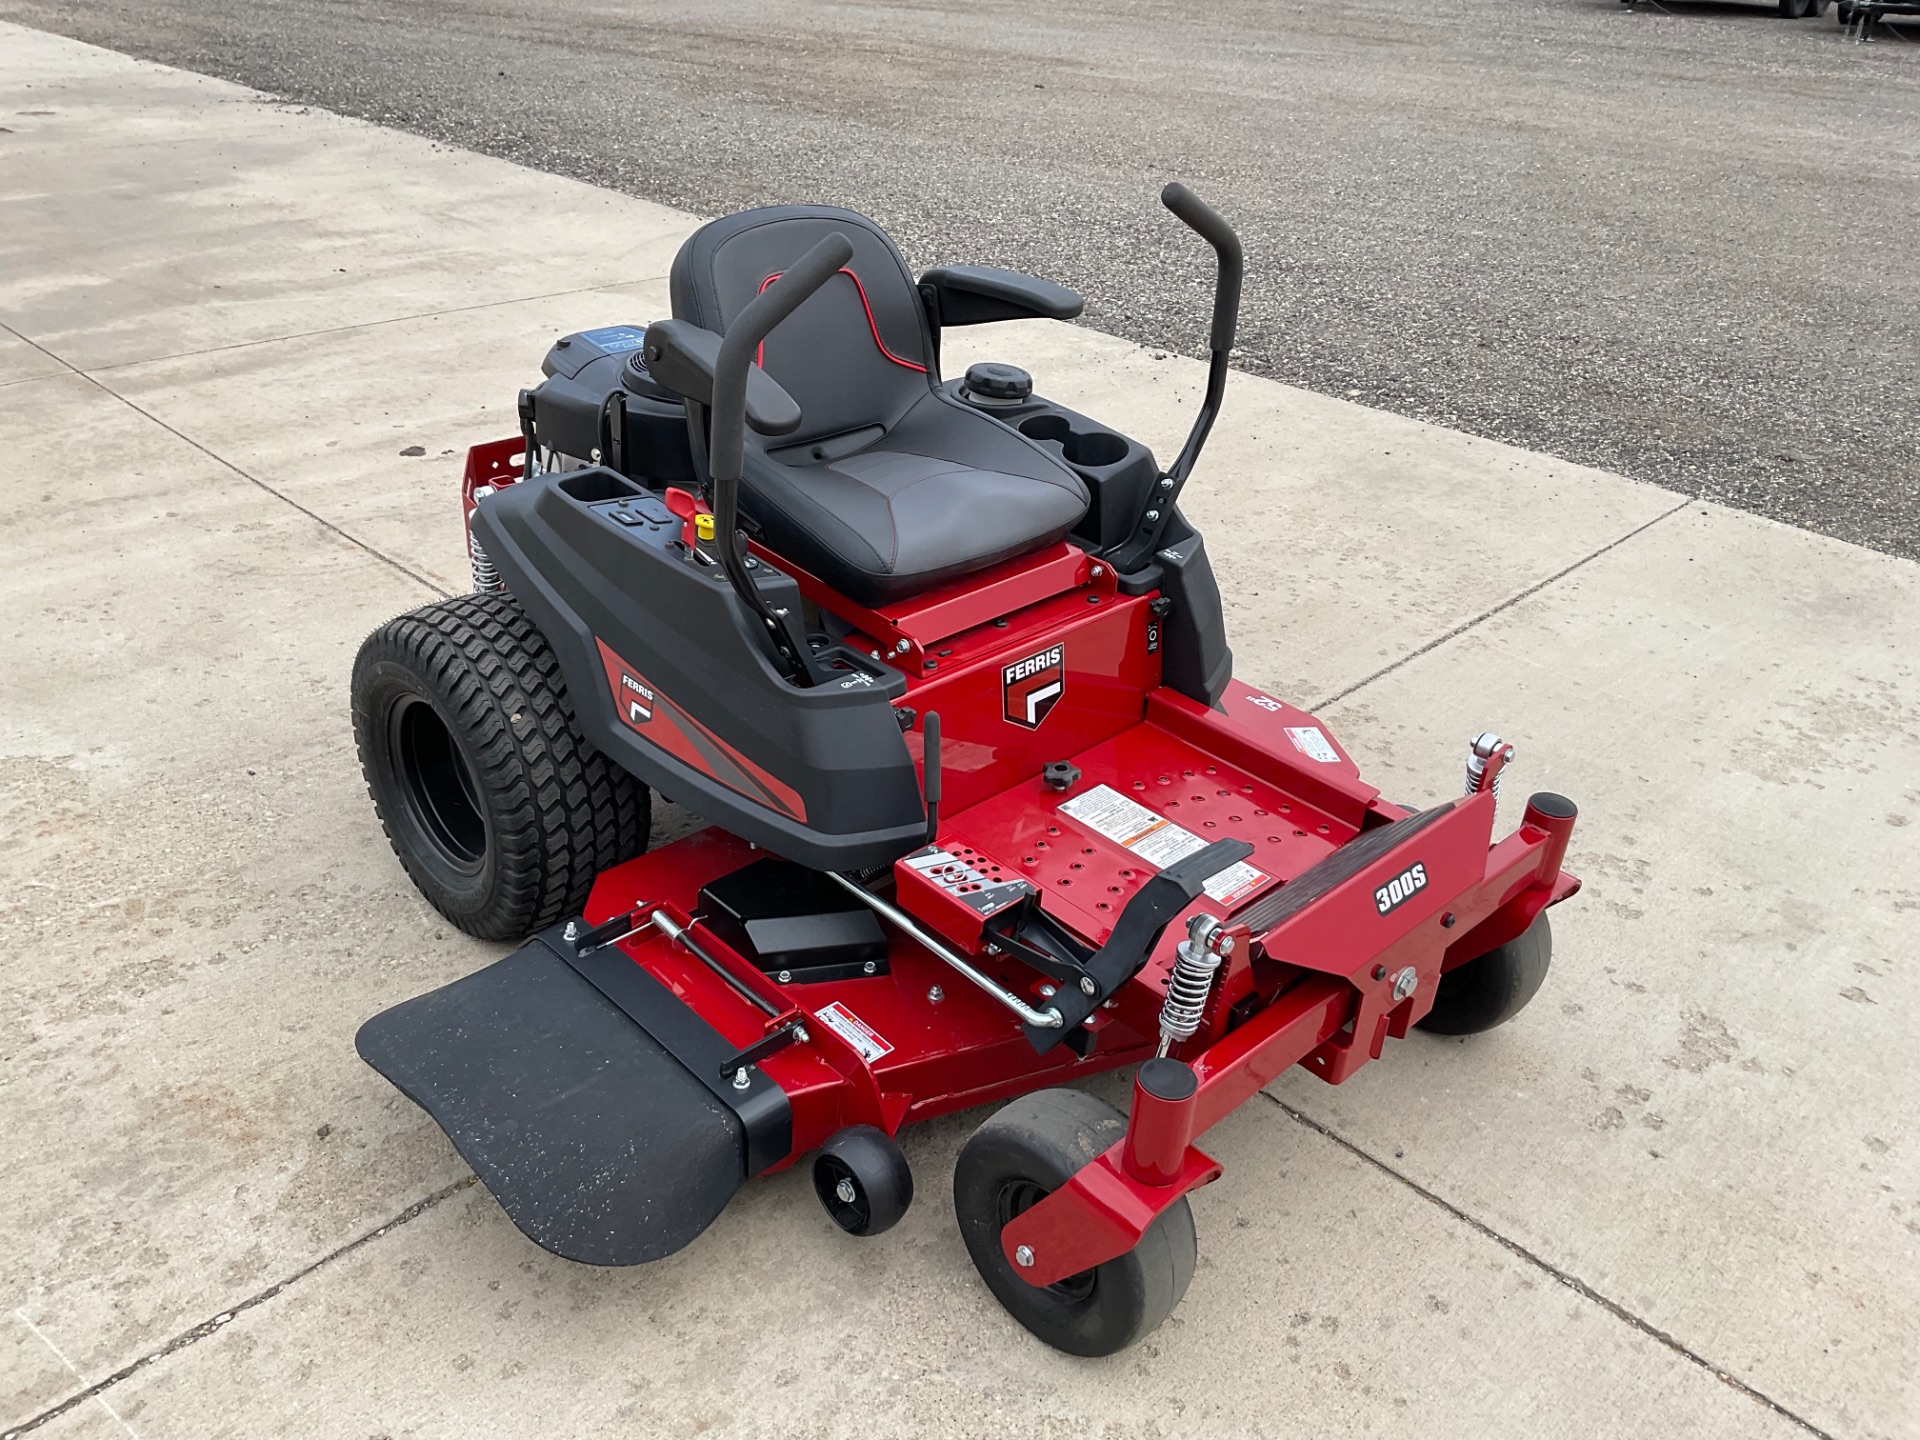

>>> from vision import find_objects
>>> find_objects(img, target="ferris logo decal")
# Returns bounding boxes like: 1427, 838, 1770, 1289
1003, 645, 1065, 729
1374, 862, 1428, 916
618, 672, 654, 726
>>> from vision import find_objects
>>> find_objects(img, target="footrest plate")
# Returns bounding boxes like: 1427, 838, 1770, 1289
357, 936, 763, 1266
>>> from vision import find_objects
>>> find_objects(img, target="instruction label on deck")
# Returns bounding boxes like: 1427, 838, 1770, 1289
813, 1001, 893, 1064
904, 847, 1032, 917
1058, 785, 1268, 907
1285, 726, 1341, 764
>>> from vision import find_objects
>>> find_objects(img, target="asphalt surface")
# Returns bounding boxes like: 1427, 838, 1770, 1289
5, 0, 1917, 559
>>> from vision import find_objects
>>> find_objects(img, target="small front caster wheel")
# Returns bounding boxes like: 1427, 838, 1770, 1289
812, 1125, 913, 1237
954, 1088, 1197, 1357
1417, 912, 1553, 1036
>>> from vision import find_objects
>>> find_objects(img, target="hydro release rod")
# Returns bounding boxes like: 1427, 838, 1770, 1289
825, 872, 1064, 1030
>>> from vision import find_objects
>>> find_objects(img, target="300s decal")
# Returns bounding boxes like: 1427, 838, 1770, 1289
1374, 862, 1428, 916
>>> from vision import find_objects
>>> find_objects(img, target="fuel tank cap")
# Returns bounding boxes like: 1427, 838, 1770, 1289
960, 362, 1033, 406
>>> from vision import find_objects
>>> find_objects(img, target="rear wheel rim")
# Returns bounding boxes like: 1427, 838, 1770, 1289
390, 695, 487, 874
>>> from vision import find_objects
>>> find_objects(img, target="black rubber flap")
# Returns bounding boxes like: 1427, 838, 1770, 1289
356, 941, 746, 1266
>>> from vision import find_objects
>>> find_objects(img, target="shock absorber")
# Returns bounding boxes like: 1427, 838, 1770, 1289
1158, 913, 1233, 1057
467, 484, 504, 593
1464, 732, 1514, 801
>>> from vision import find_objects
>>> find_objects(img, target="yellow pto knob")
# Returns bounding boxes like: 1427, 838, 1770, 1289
694, 513, 716, 542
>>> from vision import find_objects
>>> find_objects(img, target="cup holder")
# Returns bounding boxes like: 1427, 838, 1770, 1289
1018, 413, 1130, 469
559, 470, 642, 503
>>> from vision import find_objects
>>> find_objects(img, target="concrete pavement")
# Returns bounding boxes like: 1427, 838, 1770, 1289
2, 25, 1914, 1440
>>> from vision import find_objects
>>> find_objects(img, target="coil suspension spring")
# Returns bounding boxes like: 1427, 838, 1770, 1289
468, 484, 504, 593
1158, 913, 1232, 1057
1464, 731, 1514, 801
469, 537, 502, 593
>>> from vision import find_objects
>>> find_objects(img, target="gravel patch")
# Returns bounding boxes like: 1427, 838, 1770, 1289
7, 0, 1916, 557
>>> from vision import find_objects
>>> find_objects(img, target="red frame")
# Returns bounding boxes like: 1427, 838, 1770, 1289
470, 440, 1580, 1291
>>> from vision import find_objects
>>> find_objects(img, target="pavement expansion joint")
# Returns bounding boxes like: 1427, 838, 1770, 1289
1261, 1093, 1839, 1440
10, 1311, 138, 1440
1312, 495, 1697, 714
3, 1177, 478, 1440
0, 320, 453, 601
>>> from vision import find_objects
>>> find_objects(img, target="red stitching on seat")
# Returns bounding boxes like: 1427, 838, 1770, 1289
756, 268, 928, 373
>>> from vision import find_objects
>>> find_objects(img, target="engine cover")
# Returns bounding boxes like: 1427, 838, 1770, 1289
523, 323, 698, 487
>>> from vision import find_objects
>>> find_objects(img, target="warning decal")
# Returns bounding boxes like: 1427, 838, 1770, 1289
1285, 726, 1341, 764
814, 1001, 894, 1064
1058, 784, 1269, 908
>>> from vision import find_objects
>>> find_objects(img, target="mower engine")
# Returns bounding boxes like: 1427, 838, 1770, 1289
461, 325, 702, 592
517, 324, 698, 488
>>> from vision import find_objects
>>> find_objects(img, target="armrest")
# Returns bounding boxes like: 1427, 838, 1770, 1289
917, 265, 1084, 327
639, 319, 803, 437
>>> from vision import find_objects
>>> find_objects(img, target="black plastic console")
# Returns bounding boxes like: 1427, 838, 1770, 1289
471, 470, 931, 872
942, 379, 1160, 553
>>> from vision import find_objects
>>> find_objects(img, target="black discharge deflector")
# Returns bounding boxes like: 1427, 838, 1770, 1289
698, 857, 889, 983
355, 924, 791, 1267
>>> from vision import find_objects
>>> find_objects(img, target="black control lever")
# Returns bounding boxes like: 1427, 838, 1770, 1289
704, 232, 854, 683
1110, 184, 1245, 573
1162, 182, 1244, 360
922, 710, 942, 843
641, 320, 803, 436
1022, 837, 1255, 1052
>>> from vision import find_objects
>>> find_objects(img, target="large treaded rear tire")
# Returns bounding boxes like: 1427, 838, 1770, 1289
351, 591, 650, 940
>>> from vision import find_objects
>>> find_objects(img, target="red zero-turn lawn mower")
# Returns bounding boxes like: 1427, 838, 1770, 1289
351, 186, 1580, 1355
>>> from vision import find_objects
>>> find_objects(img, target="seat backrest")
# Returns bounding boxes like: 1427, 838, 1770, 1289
669, 206, 936, 448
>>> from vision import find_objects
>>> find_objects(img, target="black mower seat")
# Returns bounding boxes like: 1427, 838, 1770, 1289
669, 206, 1089, 607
